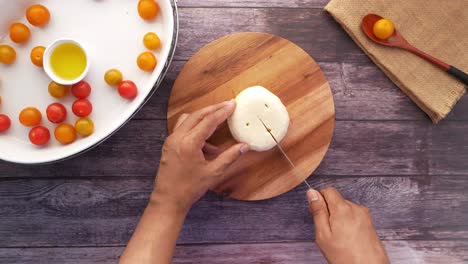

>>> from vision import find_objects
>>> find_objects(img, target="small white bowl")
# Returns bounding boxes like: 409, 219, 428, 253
43, 39, 90, 85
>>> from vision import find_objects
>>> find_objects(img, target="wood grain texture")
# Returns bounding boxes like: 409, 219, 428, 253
0, 176, 466, 246
168, 32, 335, 200
1, 241, 467, 264
178, 0, 328, 8
1, 121, 468, 178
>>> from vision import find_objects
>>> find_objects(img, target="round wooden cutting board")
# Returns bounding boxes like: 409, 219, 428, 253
167, 32, 335, 201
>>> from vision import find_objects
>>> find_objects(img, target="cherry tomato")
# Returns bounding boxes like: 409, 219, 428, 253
29, 126, 50, 146
26, 4, 50, 27
19, 107, 42, 127
0, 45, 16, 64
137, 52, 157, 71
9, 23, 31, 44
138, 0, 159, 20
104, 69, 123, 86
75, 118, 94, 137
48, 81, 69, 99
46, 103, 67, 124
373, 18, 395, 40
118, 81, 138, 100
54, 123, 76, 145
71, 81, 91, 99
0, 114, 11, 132
30, 46, 46, 67
72, 99, 92, 117
143, 32, 161, 50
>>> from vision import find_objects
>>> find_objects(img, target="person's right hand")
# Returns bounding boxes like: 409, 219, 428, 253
307, 187, 390, 264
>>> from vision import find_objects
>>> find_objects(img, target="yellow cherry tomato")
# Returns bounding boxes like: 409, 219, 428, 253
26, 4, 50, 27
137, 52, 157, 72
9, 23, 31, 44
104, 69, 123, 86
0, 45, 16, 64
75, 118, 94, 137
143, 32, 161, 50
54, 123, 77, 145
30, 46, 46, 67
48, 81, 69, 99
19, 107, 42, 127
138, 0, 159, 20
373, 18, 395, 40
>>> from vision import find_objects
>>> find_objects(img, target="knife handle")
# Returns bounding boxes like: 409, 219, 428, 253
447, 66, 468, 85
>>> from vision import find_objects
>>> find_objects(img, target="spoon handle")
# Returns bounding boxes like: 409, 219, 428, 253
405, 44, 468, 85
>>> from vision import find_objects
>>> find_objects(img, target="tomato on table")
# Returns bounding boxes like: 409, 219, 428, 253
0, 45, 16, 64
48, 81, 69, 99
71, 81, 91, 99
143, 32, 161, 50
373, 18, 395, 40
72, 99, 92, 117
9, 23, 31, 44
30, 46, 46, 67
118, 81, 138, 99
75, 118, 94, 137
104, 69, 123, 86
137, 52, 157, 71
26, 4, 50, 27
54, 124, 76, 145
46, 103, 67, 124
19, 107, 42, 127
138, 0, 159, 20
29, 126, 50, 146
0, 114, 11, 132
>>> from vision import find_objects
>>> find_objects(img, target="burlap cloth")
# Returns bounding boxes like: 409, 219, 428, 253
324, 0, 467, 123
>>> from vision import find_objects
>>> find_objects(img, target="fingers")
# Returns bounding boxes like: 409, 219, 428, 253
175, 100, 234, 133
320, 187, 347, 214
209, 143, 250, 176
307, 189, 331, 236
190, 100, 236, 147
174, 113, 189, 130
203, 143, 220, 155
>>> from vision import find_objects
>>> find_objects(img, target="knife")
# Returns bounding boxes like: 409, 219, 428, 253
257, 116, 312, 190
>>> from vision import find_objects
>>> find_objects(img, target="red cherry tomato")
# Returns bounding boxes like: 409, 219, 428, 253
46, 103, 67, 124
71, 81, 91, 99
118, 80, 138, 99
72, 99, 92, 117
29, 126, 50, 145
0, 114, 11, 132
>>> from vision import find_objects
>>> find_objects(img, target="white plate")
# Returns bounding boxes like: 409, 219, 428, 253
0, 0, 178, 164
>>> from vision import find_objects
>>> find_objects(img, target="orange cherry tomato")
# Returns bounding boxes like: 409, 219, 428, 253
54, 123, 76, 145
26, 4, 50, 27
9, 23, 31, 44
143, 32, 161, 50
48, 81, 69, 99
137, 52, 157, 72
30, 46, 46, 67
104, 69, 123, 86
19, 107, 42, 127
75, 118, 94, 137
373, 18, 395, 40
29, 126, 50, 146
138, 0, 159, 20
0, 45, 16, 64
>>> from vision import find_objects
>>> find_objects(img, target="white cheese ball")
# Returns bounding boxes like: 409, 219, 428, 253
228, 86, 290, 151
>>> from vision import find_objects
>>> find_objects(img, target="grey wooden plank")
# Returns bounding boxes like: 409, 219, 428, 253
0, 176, 466, 246
173, 8, 367, 62
0, 241, 467, 264
1, 121, 468, 177
177, 0, 328, 8
134, 61, 468, 121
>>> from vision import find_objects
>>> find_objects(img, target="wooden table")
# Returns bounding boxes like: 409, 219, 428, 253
1, 1, 467, 263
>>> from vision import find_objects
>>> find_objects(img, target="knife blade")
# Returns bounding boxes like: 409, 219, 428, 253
257, 116, 312, 190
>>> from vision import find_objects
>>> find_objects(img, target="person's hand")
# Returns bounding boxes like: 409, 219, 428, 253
151, 100, 250, 214
307, 187, 390, 264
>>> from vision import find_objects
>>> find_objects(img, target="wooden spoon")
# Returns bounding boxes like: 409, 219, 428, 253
361, 14, 468, 85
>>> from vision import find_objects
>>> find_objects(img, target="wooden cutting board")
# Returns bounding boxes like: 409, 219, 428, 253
167, 32, 335, 201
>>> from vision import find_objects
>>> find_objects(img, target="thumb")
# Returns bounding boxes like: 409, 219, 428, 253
209, 143, 250, 175
307, 189, 331, 235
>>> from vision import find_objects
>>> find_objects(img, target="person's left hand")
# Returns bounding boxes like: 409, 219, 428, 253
151, 100, 250, 214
